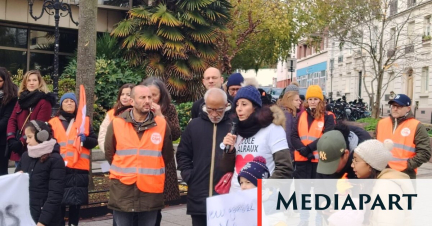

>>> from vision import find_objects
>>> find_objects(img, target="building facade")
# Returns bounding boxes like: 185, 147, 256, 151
329, 0, 432, 123
0, 0, 131, 76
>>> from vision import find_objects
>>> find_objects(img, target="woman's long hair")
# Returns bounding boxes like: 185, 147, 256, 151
304, 99, 326, 120
141, 77, 172, 114
277, 91, 299, 117
18, 70, 49, 95
0, 67, 18, 105
113, 83, 135, 110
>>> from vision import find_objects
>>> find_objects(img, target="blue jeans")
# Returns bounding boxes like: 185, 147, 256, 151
113, 210, 158, 226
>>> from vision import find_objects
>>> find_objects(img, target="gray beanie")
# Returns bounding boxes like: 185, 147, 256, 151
285, 83, 299, 93
354, 139, 394, 171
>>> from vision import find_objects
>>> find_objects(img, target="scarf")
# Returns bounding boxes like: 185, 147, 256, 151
0, 90, 3, 99
18, 90, 46, 110
237, 112, 262, 138
27, 139, 56, 158
60, 109, 76, 122
348, 131, 359, 152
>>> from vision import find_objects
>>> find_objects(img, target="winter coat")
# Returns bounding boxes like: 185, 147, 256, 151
98, 109, 114, 153
176, 105, 233, 215
15, 143, 65, 226
161, 104, 181, 202
283, 109, 299, 162
51, 115, 98, 206
366, 168, 414, 226
291, 108, 335, 179
7, 95, 54, 161
376, 112, 431, 179
104, 110, 174, 212
0, 97, 17, 146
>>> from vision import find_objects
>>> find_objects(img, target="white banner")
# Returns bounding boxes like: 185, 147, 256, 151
207, 188, 257, 226
0, 173, 36, 226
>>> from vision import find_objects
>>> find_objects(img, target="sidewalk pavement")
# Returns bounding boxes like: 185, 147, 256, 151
79, 204, 191, 226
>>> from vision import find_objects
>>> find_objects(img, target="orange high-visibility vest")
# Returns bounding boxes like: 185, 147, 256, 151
377, 117, 419, 173
107, 109, 115, 121
109, 116, 167, 193
49, 117, 91, 170
295, 111, 329, 163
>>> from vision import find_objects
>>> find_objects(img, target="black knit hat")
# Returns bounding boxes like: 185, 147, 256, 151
238, 156, 270, 187
234, 85, 262, 107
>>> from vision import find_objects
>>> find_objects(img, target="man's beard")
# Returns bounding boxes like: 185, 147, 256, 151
210, 116, 223, 124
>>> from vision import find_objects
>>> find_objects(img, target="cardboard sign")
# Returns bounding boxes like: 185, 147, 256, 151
206, 188, 257, 226
0, 173, 36, 226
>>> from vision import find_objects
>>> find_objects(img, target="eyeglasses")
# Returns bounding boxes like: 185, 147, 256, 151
229, 87, 240, 92
390, 104, 404, 109
206, 106, 225, 114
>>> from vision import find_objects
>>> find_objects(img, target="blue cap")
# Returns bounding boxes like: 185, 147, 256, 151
60, 93, 77, 106
227, 73, 244, 88
234, 86, 262, 107
388, 94, 411, 106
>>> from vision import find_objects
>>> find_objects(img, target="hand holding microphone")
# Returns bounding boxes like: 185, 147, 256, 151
223, 119, 238, 153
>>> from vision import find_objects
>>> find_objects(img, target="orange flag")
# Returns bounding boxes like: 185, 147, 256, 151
73, 85, 86, 165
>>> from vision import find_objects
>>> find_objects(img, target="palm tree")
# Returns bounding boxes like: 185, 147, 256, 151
111, 0, 231, 102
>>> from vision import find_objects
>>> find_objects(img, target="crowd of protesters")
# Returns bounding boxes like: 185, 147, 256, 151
0, 65, 430, 226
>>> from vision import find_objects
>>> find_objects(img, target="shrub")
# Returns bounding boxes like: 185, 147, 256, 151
176, 102, 193, 131
356, 117, 379, 131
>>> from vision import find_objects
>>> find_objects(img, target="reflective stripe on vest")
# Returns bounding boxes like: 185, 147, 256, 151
377, 117, 419, 173
49, 117, 91, 171
295, 111, 328, 163
109, 116, 167, 193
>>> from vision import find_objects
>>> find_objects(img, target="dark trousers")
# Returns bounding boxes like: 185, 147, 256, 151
113, 210, 158, 226
155, 209, 162, 226
191, 215, 207, 226
61, 205, 81, 226
0, 145, 9, 176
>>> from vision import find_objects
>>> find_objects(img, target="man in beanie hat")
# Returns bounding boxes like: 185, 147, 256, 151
376, 93, 431, 179
226, 73, 244, 98
238, 156, 270, 190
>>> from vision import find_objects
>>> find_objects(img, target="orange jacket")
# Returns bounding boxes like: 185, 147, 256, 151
109, 116, 167, 193
49, 116, 91, 170
377, 117, 419, 173
107, 109, 115, 121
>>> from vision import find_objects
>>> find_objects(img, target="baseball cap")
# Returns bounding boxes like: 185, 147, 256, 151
316, 130, 347, 175
388, 94, 411, 106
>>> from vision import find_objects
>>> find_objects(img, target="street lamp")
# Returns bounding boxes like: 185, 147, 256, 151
330, 58, 334, 101
27, 0, 78, 113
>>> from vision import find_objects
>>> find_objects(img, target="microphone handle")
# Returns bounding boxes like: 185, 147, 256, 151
224, 125, 237, 153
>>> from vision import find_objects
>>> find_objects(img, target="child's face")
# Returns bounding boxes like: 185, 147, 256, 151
240, 177, 256, 190
25, 127, 39, 146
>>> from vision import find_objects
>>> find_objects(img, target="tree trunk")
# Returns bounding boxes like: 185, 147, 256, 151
76, 0, 97, 190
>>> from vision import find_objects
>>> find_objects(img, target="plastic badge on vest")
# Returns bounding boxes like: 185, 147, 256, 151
317, 122, 324, 128
401, 128, 411, 137
151, 132, 162, 145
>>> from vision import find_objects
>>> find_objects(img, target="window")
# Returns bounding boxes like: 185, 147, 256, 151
408, 0, 416, 8
390, 27, 396, 49
338, 55, 344, 63
0, 26, 28, 48
407, 22, 415, 43
424, 16, 431, 38
390, 0, 398, 16
0, 49, 27, 75
422, 67, 429, 93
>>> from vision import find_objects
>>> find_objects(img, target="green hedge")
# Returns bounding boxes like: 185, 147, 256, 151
175, 102, 193, 132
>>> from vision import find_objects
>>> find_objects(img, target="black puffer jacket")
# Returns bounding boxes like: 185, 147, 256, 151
52, 115, 98, 205
177, 106, 233, 215
16, 143, 65, 226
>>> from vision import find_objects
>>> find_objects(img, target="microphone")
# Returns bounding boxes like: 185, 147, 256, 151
225, 118, 239, 153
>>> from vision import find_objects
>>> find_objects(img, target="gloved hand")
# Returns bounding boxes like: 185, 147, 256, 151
78, 134, 87, 143
307, 153, 315, 160
8, 138, 23, 155
298, 146, 311, 157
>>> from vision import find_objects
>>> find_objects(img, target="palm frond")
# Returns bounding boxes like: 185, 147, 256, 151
187, 55, 207, 72
136, 30, 164, 50
195, 43, 217, 59
122, 32, 141, 49
170, 60, 193, 79
151, 4, 182, 27
184, 11, 209, 25
129, 6, 151, 20
111, 19, 135, 37
157, 26, 184, 41
189, 26, 218, 44
146, 55, 166, 76
179, 0, 214, 11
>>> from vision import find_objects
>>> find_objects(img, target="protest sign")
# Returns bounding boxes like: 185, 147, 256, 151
206, 188, 257, 226
0, 173, 36, 226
